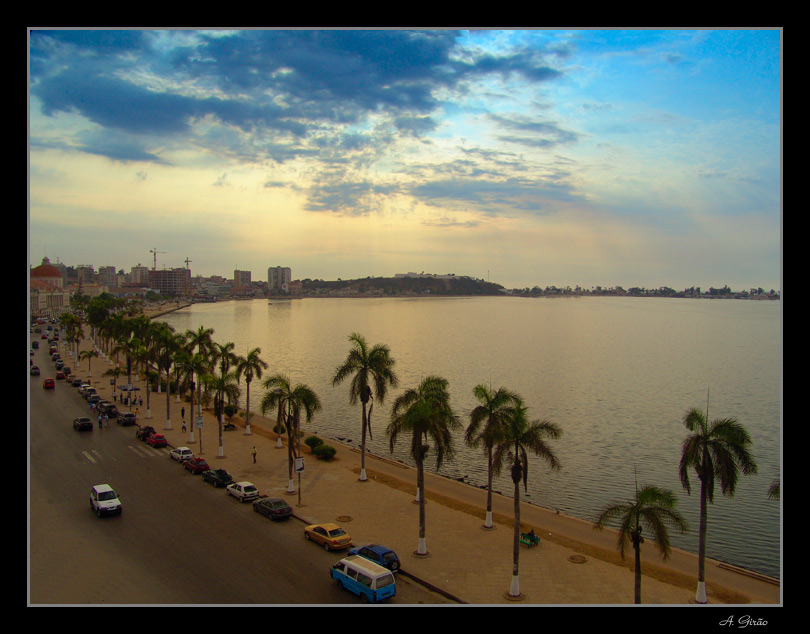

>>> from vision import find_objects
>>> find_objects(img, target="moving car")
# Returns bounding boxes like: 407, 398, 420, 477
348, 544, 401, 572
183, 457, 210, 474
42, 378, 55, 389
117, 412, 137, 426
170, 447, 194, 462
146, 433, 168, 448
304, 523, 352, 551
225, 481, 259, 502
73, 417, 93, 431
30, 366, 40, 376
202, 468, 234, 487
253, 497, 292, 520
89, 484, 122, 517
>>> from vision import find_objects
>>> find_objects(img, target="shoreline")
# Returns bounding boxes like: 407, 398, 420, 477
65, 317, 780, 604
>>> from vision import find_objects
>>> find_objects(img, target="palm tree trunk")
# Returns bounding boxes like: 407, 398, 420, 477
416, 458, 427, 555
244, 381, 252, 435
165, 371, 171, 430
696, 476, 709, 603
634, 543, 642, 604
485, 447, 494, 528
510, 478, 521, 597
359, 400, 369, 481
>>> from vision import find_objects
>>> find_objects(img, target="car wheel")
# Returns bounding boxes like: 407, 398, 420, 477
323, 542, 331, 551
304, 532, 311, 541
97, 507, 102, 517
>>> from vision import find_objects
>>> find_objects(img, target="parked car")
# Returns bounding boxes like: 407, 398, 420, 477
42, 378, 55, 389
304, 523, 352, 551
135, 425, 156, 440
225, 481, 259, 502
202, 468, 234, 487
170, 447, 194, 462
146, 433, 168, 448
56, 370, 65, 380
117, 412, 137, 426
71, 377, 83, 387
73, 416, 93, 431
83, 388, 98, 401
253, 497, 292, 520
31, 341, 39, 349
183, 457, 210, 474
55, 360, 64, 370
348, 544, 401, 572
331, 556, 396, 603
89, 484, 122, 517
88, 394, 101, 406
61, 366, 71, 376
30, 366, 40, 376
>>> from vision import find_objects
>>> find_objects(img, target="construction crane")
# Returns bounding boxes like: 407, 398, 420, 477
184, 257, 192, 297
150, 248, 166, 271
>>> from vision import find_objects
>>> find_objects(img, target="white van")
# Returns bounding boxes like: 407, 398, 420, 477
330, 555, 396, 602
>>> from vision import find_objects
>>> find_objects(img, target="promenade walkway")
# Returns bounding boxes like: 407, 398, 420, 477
64, 336, 781, 606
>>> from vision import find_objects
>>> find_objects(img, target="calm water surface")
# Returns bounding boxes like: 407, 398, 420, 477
158, 296, 781, 579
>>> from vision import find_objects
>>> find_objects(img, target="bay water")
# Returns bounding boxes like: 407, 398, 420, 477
158, 295, 781, 579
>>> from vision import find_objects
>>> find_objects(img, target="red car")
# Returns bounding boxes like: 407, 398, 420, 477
183, 457, 210, 474
42, 378, 55, 389
146, 433, 168, 448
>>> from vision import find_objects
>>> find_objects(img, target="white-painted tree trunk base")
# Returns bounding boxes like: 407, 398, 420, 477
484, 511, 493, 528
244, 424, 251, 435
218, 445, 224, 457
286, 479, 295, 493
165, 419, 172, 430
359, 468, 368, 481
276, 437, 283, 448
416, 537, 427, 555
509, 575, 520, 597
695, 580, 707, 603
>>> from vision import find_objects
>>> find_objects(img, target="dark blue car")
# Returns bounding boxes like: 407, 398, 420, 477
348, 544, 400, 572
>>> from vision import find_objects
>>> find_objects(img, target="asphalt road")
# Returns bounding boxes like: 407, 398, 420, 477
28, 339, 447, 605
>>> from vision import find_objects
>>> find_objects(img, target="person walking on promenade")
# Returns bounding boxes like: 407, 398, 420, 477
98, 415, 102, 430
252, 446, 257, 464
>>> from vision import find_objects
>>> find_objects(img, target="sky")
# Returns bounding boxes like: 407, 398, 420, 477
28, 28, 782, 290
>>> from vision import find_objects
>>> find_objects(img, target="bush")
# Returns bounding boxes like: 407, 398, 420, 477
313, 444, 336, 461
305, 435, 324, 451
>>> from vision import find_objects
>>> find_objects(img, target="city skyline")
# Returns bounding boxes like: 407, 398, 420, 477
29, 29, 782, 291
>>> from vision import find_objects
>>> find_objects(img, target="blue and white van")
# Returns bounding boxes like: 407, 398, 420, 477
330, 555, 396, 603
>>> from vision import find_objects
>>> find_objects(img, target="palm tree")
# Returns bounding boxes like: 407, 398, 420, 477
79, 348, 100, 377
594, 482, 688, 603
492, 398, 561, 599
465, 384, 520, 529
203, 369, 240, 458
235, 347, 268, 436
332, 333, 398, 481
185, 326, 215, 423
387, 375, 460, 556
180, 353, 209, 444
679, 402, 758, 603
260, 373, 322, 495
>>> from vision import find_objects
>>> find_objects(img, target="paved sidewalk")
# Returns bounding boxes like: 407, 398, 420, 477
69, 340, 781, 606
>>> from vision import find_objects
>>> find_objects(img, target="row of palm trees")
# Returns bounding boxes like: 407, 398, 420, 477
59, 297, 760, 603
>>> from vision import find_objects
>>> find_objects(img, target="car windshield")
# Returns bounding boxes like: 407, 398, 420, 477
244, 486, 257, 493
328, 528, 347, 537
381, 552, 397, 564
98, 491, 117, 501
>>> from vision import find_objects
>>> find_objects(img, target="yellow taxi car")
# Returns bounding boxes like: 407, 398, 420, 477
304, 523, 352, 551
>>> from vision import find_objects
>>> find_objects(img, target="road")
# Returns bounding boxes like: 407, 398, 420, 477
28, 337, 448, 605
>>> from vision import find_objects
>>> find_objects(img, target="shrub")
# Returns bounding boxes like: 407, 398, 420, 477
305, 435, 324, 450
313, 444, 336, 461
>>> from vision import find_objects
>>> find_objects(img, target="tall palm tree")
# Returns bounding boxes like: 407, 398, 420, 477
492, 398, 561, 599
679, 402, 758, 603
594, 482, 688, 603
235, 347, 268, 436
332, 333, 398, 481
465, 384, 520, 529
185, 326, 215, 422
203, 369, 241, 458
180, 353, 209, 444
260, 373, 322, 494
387, 375, 460, 556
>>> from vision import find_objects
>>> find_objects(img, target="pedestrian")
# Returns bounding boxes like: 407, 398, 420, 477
182, 420, 187, 433
98, 415, 102, 430
181, 406, 185, 421
104, 413, 109, 428
139, 396, 143, 407
252, 446, 257, 464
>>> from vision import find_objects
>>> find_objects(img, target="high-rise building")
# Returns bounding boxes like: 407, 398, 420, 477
234, 269, 252, 287
267, 266, 291, 293
149, 267, 191, 296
